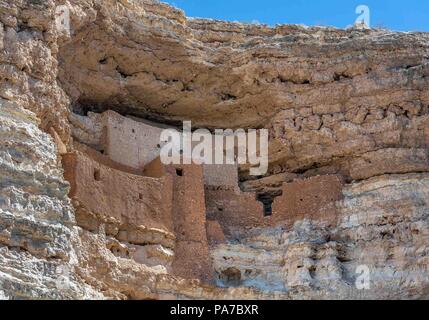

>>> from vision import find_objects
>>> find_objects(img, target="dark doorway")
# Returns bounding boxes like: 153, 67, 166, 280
257, 193, 274, 217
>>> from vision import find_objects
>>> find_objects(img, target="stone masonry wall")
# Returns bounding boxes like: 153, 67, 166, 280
62, 149, 175, 249
63, 148, 215, 284
104, 111, 168, 170
169, 164, 214, 283
206, 188, 264, 237
70, 110, 241, 191
207, 175, 344, 237
203, 164, 239, 191
272, 175, 344, 227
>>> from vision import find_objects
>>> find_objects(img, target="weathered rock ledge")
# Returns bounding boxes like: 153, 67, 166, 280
0, 0, 428, 299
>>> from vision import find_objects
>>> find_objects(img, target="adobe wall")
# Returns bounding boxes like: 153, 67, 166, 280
101, 110, 240, 190
203, 164, 239, 191
272, 175, 344, 227
73, 141, 143, 176
62, 150, 175, 248
205, 188, 265, 237
143, 156, 166, 178
143, 156, 237, 188
206, 175, 344, 237
102, 110, 169, 170
168, 164, 214, 283
206, 220, 227, 245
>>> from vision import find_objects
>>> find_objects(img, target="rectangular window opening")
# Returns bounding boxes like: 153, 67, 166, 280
176, 168, 183, 177
94, 168, 101, 181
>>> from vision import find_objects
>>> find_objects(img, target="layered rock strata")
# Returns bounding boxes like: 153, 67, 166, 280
0, 0, 428, 300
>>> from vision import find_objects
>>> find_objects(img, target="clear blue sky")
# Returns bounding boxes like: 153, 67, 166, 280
162, 0, 429, 32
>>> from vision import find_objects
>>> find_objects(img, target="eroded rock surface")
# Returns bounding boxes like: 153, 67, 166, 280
0, 0, 428, 300
58, 0, 429, 181
0, 103, 101, 299
213, 173, 429, 299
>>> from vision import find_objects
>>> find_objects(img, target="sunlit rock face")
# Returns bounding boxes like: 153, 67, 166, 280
0, 0, 428, 300
57, 0, 429, 180
0, 103, 101, 299
213, 174, 429, 299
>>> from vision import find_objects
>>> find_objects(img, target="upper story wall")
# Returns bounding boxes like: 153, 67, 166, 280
104, 111, 170, 170
272, 175, 343, 227
70, 110, 241, 189
203, 164, 239, 191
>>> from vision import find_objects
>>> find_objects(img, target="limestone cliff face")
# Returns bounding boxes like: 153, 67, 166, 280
0, 0, 428, 300
213, 174, 429, 299
57, 0, 429, 181
0, 103, 101, 299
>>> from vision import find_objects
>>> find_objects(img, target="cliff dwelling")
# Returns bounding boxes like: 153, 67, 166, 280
0, 0, 429, 301
63, 109, 344, 286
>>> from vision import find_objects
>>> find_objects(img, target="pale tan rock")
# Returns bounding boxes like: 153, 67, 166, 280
49, 127, 68, 155
0, 103, 101, 299
212, 174, 429, 299
54, 0, 429, 181
0, 0, 428, 300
